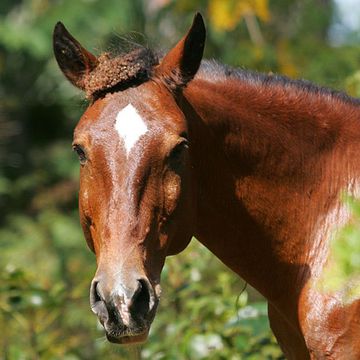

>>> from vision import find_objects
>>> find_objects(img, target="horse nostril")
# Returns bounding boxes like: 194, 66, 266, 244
129, 279, 151, 320
90, 280, 102, 305
89, 280, 109, 324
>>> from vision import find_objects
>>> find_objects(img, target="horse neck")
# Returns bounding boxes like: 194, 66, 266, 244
182, 76, 360, 304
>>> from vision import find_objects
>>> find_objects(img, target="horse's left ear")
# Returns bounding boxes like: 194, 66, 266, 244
156, 13, 206, 90
53, 22, 98, 90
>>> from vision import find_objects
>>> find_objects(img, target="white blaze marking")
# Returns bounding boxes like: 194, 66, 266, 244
115, 104, 148, 155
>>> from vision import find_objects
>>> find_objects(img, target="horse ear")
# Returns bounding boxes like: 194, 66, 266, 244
156, 13, 206, 90
53, 22, 98, 90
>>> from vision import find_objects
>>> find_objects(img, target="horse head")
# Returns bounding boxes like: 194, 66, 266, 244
53, 14, 205, 344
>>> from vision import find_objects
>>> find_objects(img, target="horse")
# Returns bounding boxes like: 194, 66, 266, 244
53, 13, 360, 359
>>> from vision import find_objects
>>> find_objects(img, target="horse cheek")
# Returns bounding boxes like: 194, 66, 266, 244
163, 171, 181, 216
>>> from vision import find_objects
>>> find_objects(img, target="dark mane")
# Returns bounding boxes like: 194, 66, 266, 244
87, 45, 359, 107
197, 59, 360, 106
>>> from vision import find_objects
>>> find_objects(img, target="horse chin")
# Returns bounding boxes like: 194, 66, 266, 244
106, 330, 149, 344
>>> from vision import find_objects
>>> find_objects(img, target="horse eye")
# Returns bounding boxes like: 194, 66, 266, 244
168, 139, 188, 170
72, 144, 87, 165
170, 139, 188, 158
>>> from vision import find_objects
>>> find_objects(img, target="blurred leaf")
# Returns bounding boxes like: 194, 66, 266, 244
346, 71, 360, 98
208, 0, 270, 31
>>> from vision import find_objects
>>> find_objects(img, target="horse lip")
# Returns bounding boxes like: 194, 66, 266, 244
105, 329, 149, 344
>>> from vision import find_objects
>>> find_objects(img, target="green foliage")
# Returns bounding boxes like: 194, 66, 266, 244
146, 241, 282, 359
346, 71, 360, 98
319, 196, 360, 302
0, 0, 359, 359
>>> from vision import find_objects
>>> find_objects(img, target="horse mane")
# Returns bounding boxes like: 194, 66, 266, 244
197, 59, 360, 107
85, 43, 360, 107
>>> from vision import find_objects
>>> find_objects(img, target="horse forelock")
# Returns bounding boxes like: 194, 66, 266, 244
84, 47, 158, 100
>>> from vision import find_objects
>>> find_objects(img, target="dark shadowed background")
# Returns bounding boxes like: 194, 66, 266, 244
0, 0, 359, 359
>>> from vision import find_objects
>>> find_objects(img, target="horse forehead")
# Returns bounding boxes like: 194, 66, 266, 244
115, 103, 149, 155
76, 84, 185, 148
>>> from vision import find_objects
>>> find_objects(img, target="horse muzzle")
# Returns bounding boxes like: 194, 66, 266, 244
90, 276, 159, 344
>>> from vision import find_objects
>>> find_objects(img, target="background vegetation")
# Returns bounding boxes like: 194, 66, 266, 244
0, 0, 359, 359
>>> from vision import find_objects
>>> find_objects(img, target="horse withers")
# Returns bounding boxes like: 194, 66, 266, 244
53, 14, 360, 359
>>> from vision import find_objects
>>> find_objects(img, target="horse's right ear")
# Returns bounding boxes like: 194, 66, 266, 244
53, 22, 98, 90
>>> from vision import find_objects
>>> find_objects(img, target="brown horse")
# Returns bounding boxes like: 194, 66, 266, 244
53, 14, 360, 359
